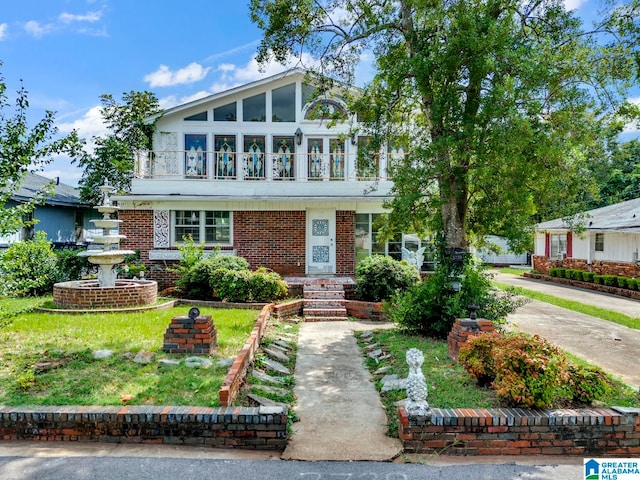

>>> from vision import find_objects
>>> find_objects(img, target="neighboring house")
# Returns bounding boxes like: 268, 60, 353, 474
115, 69, 433, 288
472, 235, 529, 266
0, 173, 92, 248
533, 197, 640, 277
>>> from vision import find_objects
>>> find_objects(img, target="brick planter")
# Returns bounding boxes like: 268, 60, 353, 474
399, 405, 640, 456
447, 318, 495, 362
163, 314, 217, 354
53, 280, 158, 309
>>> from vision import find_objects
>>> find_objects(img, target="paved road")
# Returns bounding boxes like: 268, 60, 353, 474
0, 442, 583, 480
496, 273, 640, 388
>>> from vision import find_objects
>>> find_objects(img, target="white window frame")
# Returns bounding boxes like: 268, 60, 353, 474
550, 233, 567, 258
172, 210, 232, 246
594, 232, 604, 252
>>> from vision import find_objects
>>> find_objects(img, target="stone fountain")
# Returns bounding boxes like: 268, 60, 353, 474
53, 183, 158, 309
79, 183, 135, 287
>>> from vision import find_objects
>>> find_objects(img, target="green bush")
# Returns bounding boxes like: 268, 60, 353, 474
603, 275, 617, 287
491, 333, 568, 408
570, 269, 583, 281
565, 365, 612, 404
355, 255, 421, 302
593, 274, 603, 285
246, 267, 289, 302
582, 271, 595, 282
181, 254, 250, 300
616, 276, 628, 289
548, 268, 559, 277
55, 249, 89, 282
0, 232, 60, 296
555, 268, 566, 279
210, 268, 252, 302
391, 261, 525, 338
627, 278, 638, 290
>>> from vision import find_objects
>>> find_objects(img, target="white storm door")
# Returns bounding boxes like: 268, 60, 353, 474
306, 210, 336, 274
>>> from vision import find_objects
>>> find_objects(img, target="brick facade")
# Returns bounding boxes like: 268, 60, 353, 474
120, 208, 359, 291
533, 255, 640, 278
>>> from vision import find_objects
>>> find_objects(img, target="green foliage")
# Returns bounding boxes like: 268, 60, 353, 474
549, 268, 559, 277
565, 365, 612, 404
54, 249, 89, 282
603, 275, 618, 287
627, 278, 637, 290
390, 261, 526, 338
556, 268, 566, 279
210, 267, 288, 303
168, 235, 206, 292
460, 332, 569, 408
594, 274, 603, 285
0, 62, 83, 236
582, 272, 595, 282
616, 276, 627, 288
355, 255, 420, 302
180, 254, 250, 300
0, 232, 59, 296
570, 269, 583, 281
246, 267, 289, 302
73, 91, 161, 205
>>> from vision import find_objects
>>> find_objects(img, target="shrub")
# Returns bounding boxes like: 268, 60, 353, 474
391, 261, 525, 338
181, 254, 250, 300
565, 365, 612, 404
564, 269, 573, 279
210, 268, 252, 302
582, 272, 595, 282
555, 268, 566, 279
593, 274, 603, 285
627, 278, 638, 290
355, 255, 420, 302
617, 276, 628, 289
570, 269, 583, 281
603, 275, 617, 287
246, 267, 288, 302
491, 333, 568, 408
55, 249, 89, 282
458, 332, 504, 387
549, 268, 559, 277
168, 235, 206, 292
0, 232, 60, 296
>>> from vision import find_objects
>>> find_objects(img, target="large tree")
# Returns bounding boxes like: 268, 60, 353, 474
0, 63, 82, 236
250, 0, 640, 254
74, 91, 160, 205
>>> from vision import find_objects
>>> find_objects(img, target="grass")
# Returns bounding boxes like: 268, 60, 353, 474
494, 282, 640, 331
0, 301, 258, 407
357, 328, 639, 436
494, 266, 531, 276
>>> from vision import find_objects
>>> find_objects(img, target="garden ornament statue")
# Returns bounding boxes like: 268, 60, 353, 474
405, 348, 430, 415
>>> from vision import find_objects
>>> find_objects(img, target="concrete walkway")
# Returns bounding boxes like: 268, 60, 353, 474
496, 273, 640, 389
281, 321, 402, 461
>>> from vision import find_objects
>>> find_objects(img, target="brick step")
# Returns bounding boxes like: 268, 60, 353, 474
303, 299, 345, 309
303, 307, 348, 317
303, 290, 345, 300
305, 315, 350, 322
303, 283, 345, 292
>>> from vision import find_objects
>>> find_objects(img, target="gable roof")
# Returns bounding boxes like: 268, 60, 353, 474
10, 173, 86, 208
148, 67, 359, 121
537, 197, 640, 232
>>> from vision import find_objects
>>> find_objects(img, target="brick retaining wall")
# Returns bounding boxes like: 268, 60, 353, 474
524, 272, 640, 300
398, 405, 640, 456
0, 405, 288, 450
533, 255, 640, 278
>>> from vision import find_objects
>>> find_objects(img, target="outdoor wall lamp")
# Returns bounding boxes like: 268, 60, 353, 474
351, 132, 358, 146
295, 127, 303, 145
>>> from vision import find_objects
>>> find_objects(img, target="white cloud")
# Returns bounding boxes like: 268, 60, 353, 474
58, 11, 102, 24
0, 23, 8, 41
144, 62, 211, 88
563, 0, 588, 10
58, 106, 108, 150
24, 20, 52, 38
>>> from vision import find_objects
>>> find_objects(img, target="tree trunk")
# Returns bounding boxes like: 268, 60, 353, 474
440, 176, 468, 252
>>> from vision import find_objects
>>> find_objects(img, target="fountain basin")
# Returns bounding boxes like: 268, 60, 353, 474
53, 279, 158, 309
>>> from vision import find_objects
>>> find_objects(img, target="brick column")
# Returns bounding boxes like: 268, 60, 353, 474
447, 318, 495, 362
163, 315, 217, 354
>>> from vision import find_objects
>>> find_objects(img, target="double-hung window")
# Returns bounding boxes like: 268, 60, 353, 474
174, 210, 231, 245
550, 233, 567, 258
595, 232, 604, 252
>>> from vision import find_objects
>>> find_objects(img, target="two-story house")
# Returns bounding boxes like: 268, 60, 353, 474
115, 69, 432, 289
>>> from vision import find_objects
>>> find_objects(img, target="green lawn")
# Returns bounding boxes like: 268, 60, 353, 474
0, 303, 257, 407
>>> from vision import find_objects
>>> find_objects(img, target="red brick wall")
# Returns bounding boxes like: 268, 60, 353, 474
119, 210, 153, 262
234, 211, 306, 276
533, 255, 640, 277
336, 210, 355, 276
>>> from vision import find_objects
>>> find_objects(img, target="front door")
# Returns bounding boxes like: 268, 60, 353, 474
306, 210, 336, 275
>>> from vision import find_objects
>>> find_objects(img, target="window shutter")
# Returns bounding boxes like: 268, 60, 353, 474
566, 232, 572, 258
544, 233, 550, 257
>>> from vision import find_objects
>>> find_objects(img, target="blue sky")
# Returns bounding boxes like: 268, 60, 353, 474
0, 0, 635, 187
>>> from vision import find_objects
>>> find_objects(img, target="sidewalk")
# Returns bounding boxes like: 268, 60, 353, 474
496, 273, 640, 388
281, 321, 402, 461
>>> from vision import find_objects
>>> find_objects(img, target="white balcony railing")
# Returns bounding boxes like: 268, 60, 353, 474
134, 150, 395, 182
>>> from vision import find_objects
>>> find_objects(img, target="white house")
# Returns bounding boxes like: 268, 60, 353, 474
115, 69, 433, 289
533, 197, 640, 277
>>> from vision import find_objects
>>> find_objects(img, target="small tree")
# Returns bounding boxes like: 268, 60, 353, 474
0, 62, 82, 236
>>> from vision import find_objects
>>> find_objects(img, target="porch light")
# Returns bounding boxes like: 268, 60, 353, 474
351, 132, 357, 146
295, 127, 303, 145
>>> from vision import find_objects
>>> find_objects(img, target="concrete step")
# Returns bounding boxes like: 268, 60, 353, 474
305, 315, 350, 322
303, 283, 345, 292
303, 290, 345, 300
304, 299, 345, 309
303, 307, 348, 317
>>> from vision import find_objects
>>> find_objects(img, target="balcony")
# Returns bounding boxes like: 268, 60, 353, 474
131, 150, 396, 199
